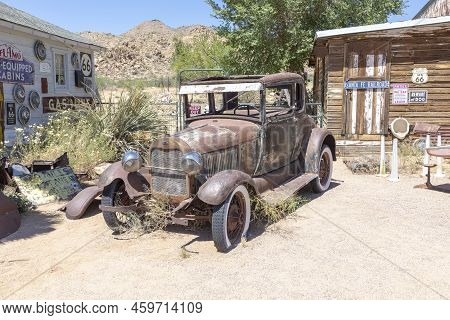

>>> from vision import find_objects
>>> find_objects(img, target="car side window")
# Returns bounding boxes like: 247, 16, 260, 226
266, 86, 293, 109
295, 83, 305, 111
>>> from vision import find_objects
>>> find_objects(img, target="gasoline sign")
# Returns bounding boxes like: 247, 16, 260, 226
80, 52, 92, 77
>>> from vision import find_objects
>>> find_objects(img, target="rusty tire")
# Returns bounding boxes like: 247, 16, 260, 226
311, 145, 333, 193
101, 179, 132, 233
212, 185, 250, 253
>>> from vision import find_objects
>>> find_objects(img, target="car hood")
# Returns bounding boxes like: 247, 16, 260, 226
172, 118, 260, 153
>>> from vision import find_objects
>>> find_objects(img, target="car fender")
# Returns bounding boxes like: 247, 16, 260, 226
197, 170, 256, 206
97, 162, 150, 199
304, 128, 336, 174
61, 186, 103, 220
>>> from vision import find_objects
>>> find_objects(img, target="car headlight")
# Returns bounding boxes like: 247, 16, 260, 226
122, 150, 142, 172
181, 151, 203, 175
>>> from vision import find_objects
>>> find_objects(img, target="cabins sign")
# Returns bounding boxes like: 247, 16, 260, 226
344, 80, 390, 90
0, 43, 34, 85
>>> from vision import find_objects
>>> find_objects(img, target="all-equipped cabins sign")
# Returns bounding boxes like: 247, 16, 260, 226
0, 43, 35, 85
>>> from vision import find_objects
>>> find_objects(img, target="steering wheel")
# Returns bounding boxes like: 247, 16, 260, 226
233, 103, 259, 115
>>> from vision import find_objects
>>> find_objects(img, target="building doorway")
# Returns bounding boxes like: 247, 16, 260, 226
343, 42, 390, 138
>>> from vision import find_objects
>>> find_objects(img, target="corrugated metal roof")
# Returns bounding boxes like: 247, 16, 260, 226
315, 15, 450, 39
0, 1, 102, 49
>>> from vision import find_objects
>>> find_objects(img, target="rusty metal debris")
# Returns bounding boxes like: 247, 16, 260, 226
0, 192, 20, 239
61, 186, 103, 220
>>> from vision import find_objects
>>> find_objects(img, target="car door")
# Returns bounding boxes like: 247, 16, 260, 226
261, 85, 295, 174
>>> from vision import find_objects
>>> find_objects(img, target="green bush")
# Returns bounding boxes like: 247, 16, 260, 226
9, 90, 167, 173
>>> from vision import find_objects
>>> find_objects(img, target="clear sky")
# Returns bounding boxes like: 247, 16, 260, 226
2, 0, 431, 34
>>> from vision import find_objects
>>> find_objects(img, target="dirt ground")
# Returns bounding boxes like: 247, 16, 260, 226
1, 161, 449, 300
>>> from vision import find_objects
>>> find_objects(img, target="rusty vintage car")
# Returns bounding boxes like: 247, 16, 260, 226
97, 73, 336, 252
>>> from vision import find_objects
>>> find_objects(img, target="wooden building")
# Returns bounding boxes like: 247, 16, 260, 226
0, 2, 102, 146
310, 16, 450, 154
414, 0, 450, 19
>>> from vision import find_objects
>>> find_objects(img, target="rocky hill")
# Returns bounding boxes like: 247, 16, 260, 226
80, 20, 213, 80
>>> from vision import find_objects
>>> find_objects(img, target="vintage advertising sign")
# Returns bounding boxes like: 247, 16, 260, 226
80, 52, 92, 77
188, 104, 201, 116
411, 68, 428, 84
391, 83, 409, 105
13, 167, 83, 206
409, 90, 428, 103
42, 96, 94, 113
0, 43, 34, 85
344, 80, 390, 90
6, 102, 16, 125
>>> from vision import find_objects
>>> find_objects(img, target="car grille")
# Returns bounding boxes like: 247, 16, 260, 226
202, 147, 239, 178
151, 149, 187, 196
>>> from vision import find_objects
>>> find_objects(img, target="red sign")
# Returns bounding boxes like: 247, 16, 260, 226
0, 44, 23, 61
189, 104, 201, 116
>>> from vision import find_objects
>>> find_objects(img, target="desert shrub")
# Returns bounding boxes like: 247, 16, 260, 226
251, 195, 308, 224
399, 143, 423, 174
343, 157, 381, 174
8, 90, 167, 172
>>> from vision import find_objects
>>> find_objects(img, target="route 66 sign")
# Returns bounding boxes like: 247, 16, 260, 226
412, 68, 428, 84
80, 52, 92, 77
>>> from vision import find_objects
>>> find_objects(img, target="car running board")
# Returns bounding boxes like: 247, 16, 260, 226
261, 173, 318, 205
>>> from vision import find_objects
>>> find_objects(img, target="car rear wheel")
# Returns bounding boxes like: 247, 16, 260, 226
311, 145, 333, 193
102, 180, 134, 233
212, 185, 251, 252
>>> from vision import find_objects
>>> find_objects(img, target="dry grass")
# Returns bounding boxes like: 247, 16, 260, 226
399, 143, 423, 174
343, 157, 381, 175
251, 195, 309, 224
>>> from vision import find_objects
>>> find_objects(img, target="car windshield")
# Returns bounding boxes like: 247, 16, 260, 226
179, 83, 296, 121
181, 90, 262, 119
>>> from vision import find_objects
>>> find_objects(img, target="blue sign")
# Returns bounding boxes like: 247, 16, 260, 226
0, 57, 34, 85
344, 80, 389, 90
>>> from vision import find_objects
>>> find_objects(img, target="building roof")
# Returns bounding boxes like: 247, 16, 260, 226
0, 1, 103, 50
414, 0, 438, 19
315, 15, 450, 40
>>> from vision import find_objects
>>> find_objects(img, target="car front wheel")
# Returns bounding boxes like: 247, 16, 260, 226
212, 185, 251, 252
311, 145, 333, 193
101, 180, 134, 233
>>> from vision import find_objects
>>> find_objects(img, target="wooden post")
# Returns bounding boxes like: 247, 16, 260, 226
388, 138, 399, 182
422, 134, 431, 176
377, 135, 388, 176
435, 134, 445, 178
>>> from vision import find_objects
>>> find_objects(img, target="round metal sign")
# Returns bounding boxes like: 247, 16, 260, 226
390, 117, 410, 140
18, 106, 31, 126
13, 84, 26, 104
34, 40, 46, 61
29, 90, 40, 109
80, 53, 92, 77
71, 52, 80, 69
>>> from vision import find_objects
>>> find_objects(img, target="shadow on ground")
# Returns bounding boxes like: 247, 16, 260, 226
1, 209, 61, 244
166, 179, 344, 253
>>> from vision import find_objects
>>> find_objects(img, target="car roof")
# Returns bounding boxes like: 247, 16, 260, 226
183, 72, 304, 87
